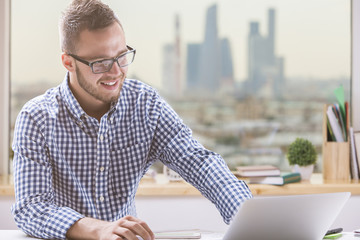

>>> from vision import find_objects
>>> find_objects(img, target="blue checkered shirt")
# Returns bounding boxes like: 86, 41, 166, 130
11, 73, 252, 239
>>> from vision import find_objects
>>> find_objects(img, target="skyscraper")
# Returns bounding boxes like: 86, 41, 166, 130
185, 4, 235, 97
220, 38, 235, 90
198, 4, 221, 95
248, 22, 268, 94
186, 43, 201, 92
247, 8, 285, 99
162, 43, 176, 95
162, 14, 182, 98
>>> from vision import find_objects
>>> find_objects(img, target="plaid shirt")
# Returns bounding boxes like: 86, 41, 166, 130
11, 73, 252, 239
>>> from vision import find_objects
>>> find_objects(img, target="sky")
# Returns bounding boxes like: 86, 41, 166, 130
11, 0, 351, 89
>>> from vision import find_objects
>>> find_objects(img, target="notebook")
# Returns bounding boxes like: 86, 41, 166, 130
222, 192, 350, 240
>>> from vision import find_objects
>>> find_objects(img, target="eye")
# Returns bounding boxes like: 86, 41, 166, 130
92, 60, 113, 73
101, 60, 113, 67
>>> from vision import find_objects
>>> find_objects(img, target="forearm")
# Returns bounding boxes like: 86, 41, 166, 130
66, 217, 105, 240
185, 155, 253, 222
162, 140, 253, 223
12, 199, 84, 239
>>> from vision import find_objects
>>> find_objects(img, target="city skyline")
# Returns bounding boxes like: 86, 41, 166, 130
11, 0, 350, 90
9, 0, 351, 172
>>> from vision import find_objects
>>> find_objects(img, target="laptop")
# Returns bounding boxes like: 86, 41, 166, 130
222, 192, 350, 240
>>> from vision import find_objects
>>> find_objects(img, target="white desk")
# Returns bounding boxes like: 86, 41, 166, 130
1, 230, 360, 240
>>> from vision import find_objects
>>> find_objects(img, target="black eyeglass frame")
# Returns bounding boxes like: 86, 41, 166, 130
67, 45, 136, 74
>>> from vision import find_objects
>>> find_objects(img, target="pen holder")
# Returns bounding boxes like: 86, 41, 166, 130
322, 105, 350, 181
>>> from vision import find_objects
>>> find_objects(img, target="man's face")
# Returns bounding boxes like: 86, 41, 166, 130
70, 22, 128, 105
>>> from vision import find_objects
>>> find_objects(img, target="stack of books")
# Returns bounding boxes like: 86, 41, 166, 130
235, 165, 301, 186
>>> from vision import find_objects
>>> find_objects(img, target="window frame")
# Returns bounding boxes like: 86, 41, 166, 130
0, 0, 10, 175
352, 0, 360, 131
0, 0, 359, 175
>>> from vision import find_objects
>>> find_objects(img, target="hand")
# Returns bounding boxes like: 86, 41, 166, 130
99, 216, 155, 240
66, 216, 155, 240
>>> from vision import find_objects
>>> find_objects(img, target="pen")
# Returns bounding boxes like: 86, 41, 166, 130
326, 228, 343, 235
323, 233, 342, 239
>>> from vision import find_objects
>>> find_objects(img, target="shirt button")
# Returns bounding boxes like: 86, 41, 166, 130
99, 135, 104, 141
100, 166, 105, 172
99, 196, 105, 202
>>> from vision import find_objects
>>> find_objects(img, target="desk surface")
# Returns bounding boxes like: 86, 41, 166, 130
1, 230, 359, 240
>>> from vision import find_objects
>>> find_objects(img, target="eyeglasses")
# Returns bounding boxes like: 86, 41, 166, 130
68, 45, 136, 74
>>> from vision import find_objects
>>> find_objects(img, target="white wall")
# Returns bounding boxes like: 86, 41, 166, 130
0, 197, 17, 230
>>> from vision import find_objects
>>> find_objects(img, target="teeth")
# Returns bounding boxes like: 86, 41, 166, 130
103, 81, 116, 86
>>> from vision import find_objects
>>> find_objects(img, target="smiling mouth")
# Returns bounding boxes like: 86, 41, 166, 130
101, 81, 116, 86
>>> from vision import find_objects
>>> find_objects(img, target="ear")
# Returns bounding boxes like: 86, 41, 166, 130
61, 53, 76, 72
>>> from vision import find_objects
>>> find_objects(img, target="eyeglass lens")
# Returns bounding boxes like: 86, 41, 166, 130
92, 51, 135, 73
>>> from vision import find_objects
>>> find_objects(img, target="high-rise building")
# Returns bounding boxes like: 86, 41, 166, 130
267, 8, 275, 65
185, 4, 235, 97
162, 43, 176, 95
174, 14, 182, 96
247, 8, 285, 99
198, 4, 221, 95
186, 43, 202, 93
161, 14, 182, 98
248, 22, 268, 94
220, 38, 235, 94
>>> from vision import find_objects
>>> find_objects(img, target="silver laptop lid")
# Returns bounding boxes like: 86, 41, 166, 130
223, 192, 350, 240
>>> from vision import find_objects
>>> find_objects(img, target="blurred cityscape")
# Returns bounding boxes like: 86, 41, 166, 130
11, 4, 350, 172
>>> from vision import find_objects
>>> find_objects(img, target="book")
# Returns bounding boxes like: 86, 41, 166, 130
248, 172, 301, 185
334, 104, 346, 141
326, 118, 336, 141
235, 165, 280, 177
327, 105, 345, 142
353, 131, 360, 177
350, 128, 359, 180
155, 231, 201, 239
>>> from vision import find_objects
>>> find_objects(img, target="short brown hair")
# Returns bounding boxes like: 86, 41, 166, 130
59, 0, 122, 53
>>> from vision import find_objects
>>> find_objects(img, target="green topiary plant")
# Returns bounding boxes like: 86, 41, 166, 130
287, 138, 317, 166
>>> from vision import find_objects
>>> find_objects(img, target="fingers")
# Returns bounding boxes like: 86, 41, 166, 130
114, 216, 154, 240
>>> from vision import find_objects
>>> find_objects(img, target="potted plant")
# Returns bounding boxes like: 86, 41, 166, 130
287, 138, 317, 180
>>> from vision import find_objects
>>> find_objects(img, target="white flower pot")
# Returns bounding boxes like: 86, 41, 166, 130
292, 164, 314, 181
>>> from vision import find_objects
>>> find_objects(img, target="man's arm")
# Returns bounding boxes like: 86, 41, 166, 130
12, 108, 155, 240
11, 110, 84, 239
66, 216, 154, 240
147, 95, 253, 223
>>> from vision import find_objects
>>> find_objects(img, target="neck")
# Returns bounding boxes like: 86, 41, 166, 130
80, 101, 110, 122
68, 74, 111, 122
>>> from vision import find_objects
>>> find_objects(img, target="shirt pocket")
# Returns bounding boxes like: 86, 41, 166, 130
110, 139, 151, 201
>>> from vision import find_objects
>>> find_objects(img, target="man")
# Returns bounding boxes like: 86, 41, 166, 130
11, 0, 252, 239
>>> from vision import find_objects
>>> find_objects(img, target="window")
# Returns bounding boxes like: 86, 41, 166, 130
6, 0, 355, 175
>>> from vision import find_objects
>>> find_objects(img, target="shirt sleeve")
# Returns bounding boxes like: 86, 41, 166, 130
147, 94, 253, 224
11, 110, 84, 240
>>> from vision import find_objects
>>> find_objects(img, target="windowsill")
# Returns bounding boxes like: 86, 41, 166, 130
1, 174, 360, 197
136, 173, 360, 196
